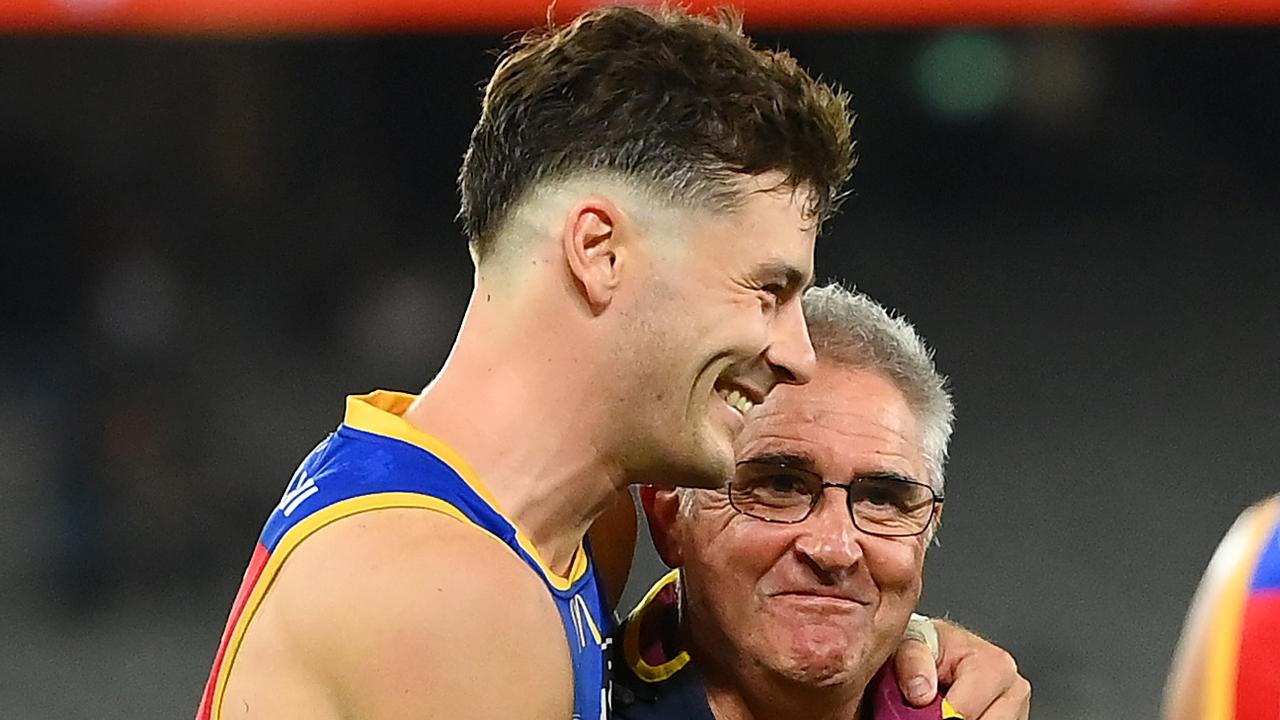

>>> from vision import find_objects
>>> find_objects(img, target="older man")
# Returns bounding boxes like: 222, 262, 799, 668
612, 285, 1032, 720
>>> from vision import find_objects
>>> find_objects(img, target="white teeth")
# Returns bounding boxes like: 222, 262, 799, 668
721, 389, 754, 415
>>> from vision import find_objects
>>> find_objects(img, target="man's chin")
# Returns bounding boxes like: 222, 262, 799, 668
678, 456, 733, 488
770, 657, 861, 689
663, 426, 735, 488
765, 632, 876, 689
646, 439, 732, 488
698, 436, 737, 487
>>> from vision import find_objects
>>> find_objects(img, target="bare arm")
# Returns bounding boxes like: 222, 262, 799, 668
1164, 501, 1272, 720
244, 508, 573, 720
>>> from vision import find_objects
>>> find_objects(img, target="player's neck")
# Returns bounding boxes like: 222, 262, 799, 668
403, 284, 626, 576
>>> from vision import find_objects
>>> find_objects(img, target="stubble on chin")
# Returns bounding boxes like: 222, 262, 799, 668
754, 615, 859, 685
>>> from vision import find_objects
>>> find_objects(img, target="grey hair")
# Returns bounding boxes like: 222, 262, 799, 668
801, 282, 955, 495
675, 284, 954, 542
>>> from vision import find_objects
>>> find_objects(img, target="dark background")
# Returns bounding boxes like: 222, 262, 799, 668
1, 27, 1277, 719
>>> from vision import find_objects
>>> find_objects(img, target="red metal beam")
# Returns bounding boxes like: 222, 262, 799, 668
2, 0, 1278, 33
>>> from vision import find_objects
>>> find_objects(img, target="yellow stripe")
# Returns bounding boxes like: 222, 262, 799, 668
623, 569, 692, 683
1202, 498, 1280, 720
582, 597, 604, 645
344, 391, 588, 591
941, 698, 964, 718
211, 493, 479, 720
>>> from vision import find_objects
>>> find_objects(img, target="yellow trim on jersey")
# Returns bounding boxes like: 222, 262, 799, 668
583, 598, 604, 645
623, 569, 692, 683
344, 390, 589, 591
1201, 498, 1280, 720
210, 492, 482, 720
941, 698, 964, 718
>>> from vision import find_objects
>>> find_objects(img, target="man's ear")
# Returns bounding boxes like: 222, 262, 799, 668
639, 485, 686, 569
561, 196, 627, 313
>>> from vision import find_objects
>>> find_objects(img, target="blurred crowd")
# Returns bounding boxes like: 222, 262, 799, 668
1, 29, 1277, 718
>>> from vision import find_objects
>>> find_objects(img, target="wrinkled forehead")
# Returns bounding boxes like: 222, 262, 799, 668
735, 366, 927, 480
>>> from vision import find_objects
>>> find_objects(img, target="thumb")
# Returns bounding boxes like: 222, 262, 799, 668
893, 637, 939, 706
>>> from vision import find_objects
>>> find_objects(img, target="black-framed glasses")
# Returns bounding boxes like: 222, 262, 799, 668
727, 458, 943, 537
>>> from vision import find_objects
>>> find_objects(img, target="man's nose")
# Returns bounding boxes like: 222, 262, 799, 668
765, 298, 816, 386
793, 488, 863, 578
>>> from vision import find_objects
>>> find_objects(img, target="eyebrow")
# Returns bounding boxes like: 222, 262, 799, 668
756, 261, 813, 295
740, 451, 818, 471
742, 456, 927, 489
857, 471, 927, 487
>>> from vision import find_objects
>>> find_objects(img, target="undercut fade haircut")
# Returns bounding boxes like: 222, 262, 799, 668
458, 5, 856, 261
802, 284, 955, 494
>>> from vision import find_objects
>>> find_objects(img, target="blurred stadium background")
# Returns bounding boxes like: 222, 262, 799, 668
1, 1, 1277, 717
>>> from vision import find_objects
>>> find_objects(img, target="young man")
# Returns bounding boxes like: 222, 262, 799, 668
615, 286, 1031, 720
198, 9, 1020, 719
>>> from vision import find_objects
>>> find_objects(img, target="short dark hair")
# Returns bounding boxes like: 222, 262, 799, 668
458, 6, 856, 261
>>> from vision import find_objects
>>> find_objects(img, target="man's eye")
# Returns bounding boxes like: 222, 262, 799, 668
761, 474, 806, 494
861, 487, 900, 507
854, 480, 925, 511
758, 284, 785, 312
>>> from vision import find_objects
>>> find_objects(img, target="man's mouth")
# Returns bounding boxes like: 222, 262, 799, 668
770, 590, 870, 607
714, 379, 766, 416
718, 387, 755, 415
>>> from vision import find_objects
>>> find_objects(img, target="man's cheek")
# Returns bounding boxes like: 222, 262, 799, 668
867, 541, 925, 585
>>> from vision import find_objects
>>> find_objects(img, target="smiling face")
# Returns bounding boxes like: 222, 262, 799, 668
615, 176, 819, 489
645, 362, 933, 687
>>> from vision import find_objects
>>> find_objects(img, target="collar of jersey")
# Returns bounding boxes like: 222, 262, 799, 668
623, 569, 692, 683
624, 566, 962, 717
343, 389, 590, 592
622, 569, 965, 719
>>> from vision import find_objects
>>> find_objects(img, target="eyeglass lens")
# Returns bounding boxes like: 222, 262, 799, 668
728, 461, 935, 536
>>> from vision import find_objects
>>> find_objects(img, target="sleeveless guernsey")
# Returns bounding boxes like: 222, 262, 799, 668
197, 391, 613, 720
1197, 495, 1280, 720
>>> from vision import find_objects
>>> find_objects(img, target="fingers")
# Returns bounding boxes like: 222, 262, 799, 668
953, 674, 1031, 720
926, 618, 1031, 719
941, 648, 1021, 719
931, 618, 974, 673
892, 637, 940, 706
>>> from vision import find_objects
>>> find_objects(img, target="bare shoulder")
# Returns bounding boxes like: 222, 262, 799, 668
271, 507, 573, 720
1164, 497, 1278, 720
